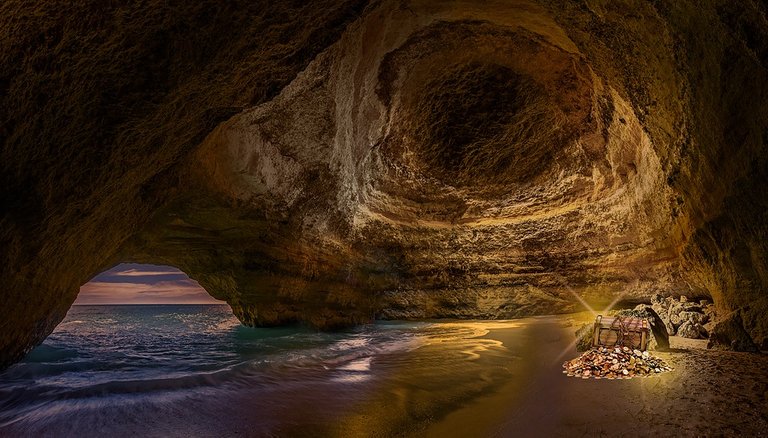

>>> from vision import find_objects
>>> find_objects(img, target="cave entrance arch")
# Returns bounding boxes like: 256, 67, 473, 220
75, 263, 225, 305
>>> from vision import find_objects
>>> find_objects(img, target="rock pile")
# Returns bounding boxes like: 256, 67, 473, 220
650, 294, 716, 339
563, 346, 673, 379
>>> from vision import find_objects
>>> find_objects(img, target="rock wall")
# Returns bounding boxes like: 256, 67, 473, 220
1, 0, 767, 367
0, 0, 373, 367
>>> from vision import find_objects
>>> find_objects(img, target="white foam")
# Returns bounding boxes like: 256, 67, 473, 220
338, 357, 371, 372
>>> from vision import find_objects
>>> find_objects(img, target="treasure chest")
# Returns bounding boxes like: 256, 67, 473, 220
592, 315, 650, 351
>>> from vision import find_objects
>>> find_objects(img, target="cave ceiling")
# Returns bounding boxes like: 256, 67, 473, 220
1, 0, 767, 368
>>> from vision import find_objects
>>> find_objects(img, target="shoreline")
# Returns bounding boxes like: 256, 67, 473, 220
419, 315, 768, 437
4, 312, 766, 437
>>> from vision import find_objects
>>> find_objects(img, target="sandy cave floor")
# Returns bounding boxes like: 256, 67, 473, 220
418, 315, 768, 437
1, 313, 766, 438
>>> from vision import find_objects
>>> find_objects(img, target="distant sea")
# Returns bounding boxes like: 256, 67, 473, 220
0, 305, 519, 437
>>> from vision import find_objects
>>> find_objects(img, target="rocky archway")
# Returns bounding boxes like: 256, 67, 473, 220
76, 263, 222, 305
1, 0, 767, 368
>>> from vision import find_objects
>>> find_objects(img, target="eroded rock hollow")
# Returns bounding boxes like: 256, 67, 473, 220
1, 0, 767, 368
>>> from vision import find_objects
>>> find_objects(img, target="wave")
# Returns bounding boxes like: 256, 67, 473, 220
1, 329, 422, 403
21, 345, 79, 363
0, 307, 472, 435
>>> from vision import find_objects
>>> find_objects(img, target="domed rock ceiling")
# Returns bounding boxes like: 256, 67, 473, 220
1, 0, 767, 368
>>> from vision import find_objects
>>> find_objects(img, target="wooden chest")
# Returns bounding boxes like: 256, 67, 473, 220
592, 315, 650, 351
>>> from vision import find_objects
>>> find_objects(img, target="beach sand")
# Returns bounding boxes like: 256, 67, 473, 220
5, 315, 765, 437
419, 315, 768, 437
279, 315, 768, 437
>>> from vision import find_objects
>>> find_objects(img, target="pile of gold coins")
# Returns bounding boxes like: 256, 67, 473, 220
563, 346, 673, 379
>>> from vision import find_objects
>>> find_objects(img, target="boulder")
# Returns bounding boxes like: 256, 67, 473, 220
677, 321, 707, 339
669, 309, 684, 327
661, 295, 710, 335
682, 304, 703, 313
677, 320, 695, 338
707, 310, 759, 352
678, 310, 708, 325
651, 299, 675, 335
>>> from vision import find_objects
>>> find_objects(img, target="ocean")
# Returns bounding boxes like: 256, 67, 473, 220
0, 305, 521, 437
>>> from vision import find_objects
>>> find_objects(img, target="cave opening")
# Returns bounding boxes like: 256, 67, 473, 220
26, 263, 239, 363
25, 263, 237, 366
75, 263, 224, 306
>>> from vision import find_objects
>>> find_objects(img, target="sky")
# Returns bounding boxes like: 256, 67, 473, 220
75, 263, 224, 305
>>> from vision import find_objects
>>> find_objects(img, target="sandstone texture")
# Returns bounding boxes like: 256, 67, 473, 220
649, 295, 716, 340
708, 310, 760, 352
1, 0, 767, 367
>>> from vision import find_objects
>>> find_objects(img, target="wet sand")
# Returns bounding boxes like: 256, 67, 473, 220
227, 316, 768, 437
421, 315, 768, 437
4, 315, 766, 437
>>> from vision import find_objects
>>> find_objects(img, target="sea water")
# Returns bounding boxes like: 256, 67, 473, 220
0, 305, 520, 437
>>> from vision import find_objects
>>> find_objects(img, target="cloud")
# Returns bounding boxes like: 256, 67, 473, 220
76, 263, 225, 304
112, 269, 187, 277
87, 263, 203, 287
76, 278, 223, 305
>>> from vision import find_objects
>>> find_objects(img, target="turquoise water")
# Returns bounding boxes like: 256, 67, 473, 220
0, 305, 513, 437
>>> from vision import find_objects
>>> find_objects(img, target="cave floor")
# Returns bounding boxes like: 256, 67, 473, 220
2, 314, 766, 437
264, 315, 768, 437
419, 316, 768, 437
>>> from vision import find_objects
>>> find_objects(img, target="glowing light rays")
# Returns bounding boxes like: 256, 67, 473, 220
552, 274, 633, 365
553, 273, 597, 315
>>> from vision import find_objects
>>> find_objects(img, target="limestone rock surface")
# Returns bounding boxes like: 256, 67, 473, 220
652, 295, 718, 340
708, 310, 760, 352
1, 0, 768, 367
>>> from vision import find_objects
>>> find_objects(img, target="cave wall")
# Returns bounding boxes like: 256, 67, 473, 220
1, 0, 767, 368
0, 0, 372, 368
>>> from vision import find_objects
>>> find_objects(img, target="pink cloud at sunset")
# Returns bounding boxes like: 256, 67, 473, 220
112, 269, 187, 277
74, 263, 224, 305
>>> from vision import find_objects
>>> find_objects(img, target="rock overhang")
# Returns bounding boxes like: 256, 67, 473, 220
1, 0, 767, 368
180, 1, 684, 324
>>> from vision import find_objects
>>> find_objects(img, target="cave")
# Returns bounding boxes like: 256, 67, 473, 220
1, 0, 767, 435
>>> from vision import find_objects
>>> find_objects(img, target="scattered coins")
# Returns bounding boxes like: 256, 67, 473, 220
563, 346, 673, 379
